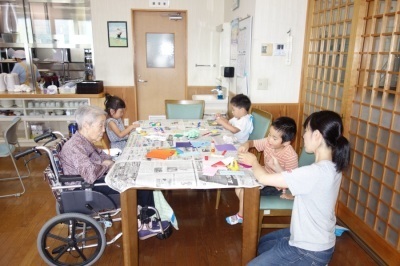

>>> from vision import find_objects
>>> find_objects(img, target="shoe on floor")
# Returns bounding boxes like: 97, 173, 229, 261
226, 214, 243, 225
138, 220, 171, 240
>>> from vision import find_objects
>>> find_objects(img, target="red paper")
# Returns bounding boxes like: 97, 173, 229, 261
211, 161, 225, 167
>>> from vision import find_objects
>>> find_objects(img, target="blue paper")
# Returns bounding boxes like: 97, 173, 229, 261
174, 148, 184, 154
176, 142, 192, 147
190, 140, 210, 148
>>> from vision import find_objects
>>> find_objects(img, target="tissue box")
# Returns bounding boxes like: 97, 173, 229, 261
76, 80, 104, 94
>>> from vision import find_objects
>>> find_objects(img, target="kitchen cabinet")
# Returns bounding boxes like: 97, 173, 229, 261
0, 91, 104, 146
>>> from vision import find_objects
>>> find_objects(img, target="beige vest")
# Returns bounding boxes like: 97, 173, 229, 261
19, 61, 38, 87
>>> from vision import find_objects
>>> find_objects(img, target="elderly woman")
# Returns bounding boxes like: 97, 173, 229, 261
59, 105, 154, 208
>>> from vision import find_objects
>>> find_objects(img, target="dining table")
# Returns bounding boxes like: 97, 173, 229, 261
105, 119, 261, 265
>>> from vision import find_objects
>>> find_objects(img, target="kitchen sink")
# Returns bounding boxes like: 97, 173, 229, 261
192, 94, 229, 115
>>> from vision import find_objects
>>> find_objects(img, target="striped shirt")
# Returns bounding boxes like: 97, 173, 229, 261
253, 138, 298, 172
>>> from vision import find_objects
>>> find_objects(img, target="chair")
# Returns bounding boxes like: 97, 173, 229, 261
215, 108, 273, 209
257, 147, 315, 240
0, 117, 30, 198
248, 108, 273, 140
165, 100, 205, 119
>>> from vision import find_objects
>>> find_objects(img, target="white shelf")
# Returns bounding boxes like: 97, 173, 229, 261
0, 97, 90, 146
23, 116, 76, 121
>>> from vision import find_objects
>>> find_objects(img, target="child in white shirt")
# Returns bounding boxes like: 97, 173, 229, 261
215, 94, 253, 143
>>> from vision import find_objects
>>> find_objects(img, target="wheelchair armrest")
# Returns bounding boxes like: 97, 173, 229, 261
59, 175, 85, 183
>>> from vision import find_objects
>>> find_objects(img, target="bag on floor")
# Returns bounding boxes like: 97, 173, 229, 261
153, 190, 179, 230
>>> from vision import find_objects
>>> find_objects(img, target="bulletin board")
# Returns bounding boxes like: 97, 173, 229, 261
230, 16, 252, 96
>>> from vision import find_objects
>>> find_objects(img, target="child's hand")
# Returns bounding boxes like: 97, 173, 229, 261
128, 124, 138, 132
238, 142, 250, 152
238, 152, 258, 166
266, 155, 283, 173
215, 116, 228, 125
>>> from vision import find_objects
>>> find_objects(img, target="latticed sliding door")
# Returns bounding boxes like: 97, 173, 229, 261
338, 0, 400, 263
301, 0, 400, 264
302, 0, 354, 121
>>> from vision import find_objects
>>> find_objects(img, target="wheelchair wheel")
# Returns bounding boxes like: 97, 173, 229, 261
37, 213, 106, 266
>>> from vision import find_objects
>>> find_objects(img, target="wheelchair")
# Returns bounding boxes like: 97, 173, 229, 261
15, 131, 172, 266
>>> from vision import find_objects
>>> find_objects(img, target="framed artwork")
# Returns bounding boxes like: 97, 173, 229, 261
107, 21, 128, 47
232, 0, 239, 10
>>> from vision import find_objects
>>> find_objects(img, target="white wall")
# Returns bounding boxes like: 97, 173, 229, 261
224, 0, 307, 103
251, 0, 307, 103
90, 0, 307, 103
90, 0, 224, 86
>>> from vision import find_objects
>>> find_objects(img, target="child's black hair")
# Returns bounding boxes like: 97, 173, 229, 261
304, 110, 350, 172
272, 117, 297, 143
104, 93, 126, 116
230, 94, 251, 112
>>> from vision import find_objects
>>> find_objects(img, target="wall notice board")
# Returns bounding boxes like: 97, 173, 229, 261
230, 16, 252, 96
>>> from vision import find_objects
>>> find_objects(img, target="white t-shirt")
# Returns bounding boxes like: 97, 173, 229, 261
229, 114, 253, 143
282, 160, 342, 251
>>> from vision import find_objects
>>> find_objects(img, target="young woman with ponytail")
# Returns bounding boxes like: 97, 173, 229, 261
239, 110, 350, 266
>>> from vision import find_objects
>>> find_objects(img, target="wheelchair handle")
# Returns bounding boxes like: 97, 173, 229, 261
14, 147, 37, 160
34, 132, 54, 143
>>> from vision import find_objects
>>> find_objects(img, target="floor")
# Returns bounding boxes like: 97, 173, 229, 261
0, 155, 380, 265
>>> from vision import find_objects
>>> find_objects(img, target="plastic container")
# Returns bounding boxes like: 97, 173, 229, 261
217, 86, 223, 99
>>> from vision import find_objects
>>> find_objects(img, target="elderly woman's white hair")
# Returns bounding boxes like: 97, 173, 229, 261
75, 105, 107, 130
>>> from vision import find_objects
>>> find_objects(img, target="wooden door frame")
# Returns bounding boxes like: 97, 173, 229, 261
131, 9, 188, 120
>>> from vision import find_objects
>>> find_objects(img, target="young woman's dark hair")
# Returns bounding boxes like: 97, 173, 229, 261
230, 94, 252, 111
104, 93, 126, 116
303, 110, 350, 172
272, 117, 297, 143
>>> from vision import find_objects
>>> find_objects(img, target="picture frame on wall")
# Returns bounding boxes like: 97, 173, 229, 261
232, 0, 239, 10
107, 21, 128, 47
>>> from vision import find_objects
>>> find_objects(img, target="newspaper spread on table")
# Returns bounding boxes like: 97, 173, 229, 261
105, 119, 262, 193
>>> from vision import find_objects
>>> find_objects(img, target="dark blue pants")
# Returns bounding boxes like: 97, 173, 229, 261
248, 228, 334, 266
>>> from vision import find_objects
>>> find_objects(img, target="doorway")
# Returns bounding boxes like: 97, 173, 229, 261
132, 10, 187, 120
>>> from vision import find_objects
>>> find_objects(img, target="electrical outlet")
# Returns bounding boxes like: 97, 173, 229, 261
149, 0, 169, 8
258, 78, 268, 90
124, 118, 129, 126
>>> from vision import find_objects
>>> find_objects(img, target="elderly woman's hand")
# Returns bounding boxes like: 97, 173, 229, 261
102, 159, 114, 169
238, 152, 258, 167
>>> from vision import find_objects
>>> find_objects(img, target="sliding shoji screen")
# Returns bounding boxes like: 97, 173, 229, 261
303, 0, 354, 121
338, 0, 400, 263
302, 0, 400, 263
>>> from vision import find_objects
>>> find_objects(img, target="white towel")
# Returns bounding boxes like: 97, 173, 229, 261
153, 190, 179, 230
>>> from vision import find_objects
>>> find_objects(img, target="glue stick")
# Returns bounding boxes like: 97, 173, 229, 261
210, 140, 216, 155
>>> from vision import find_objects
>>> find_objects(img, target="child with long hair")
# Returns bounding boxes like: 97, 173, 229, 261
104, 93, 138, 150
239, 110, 350, 265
